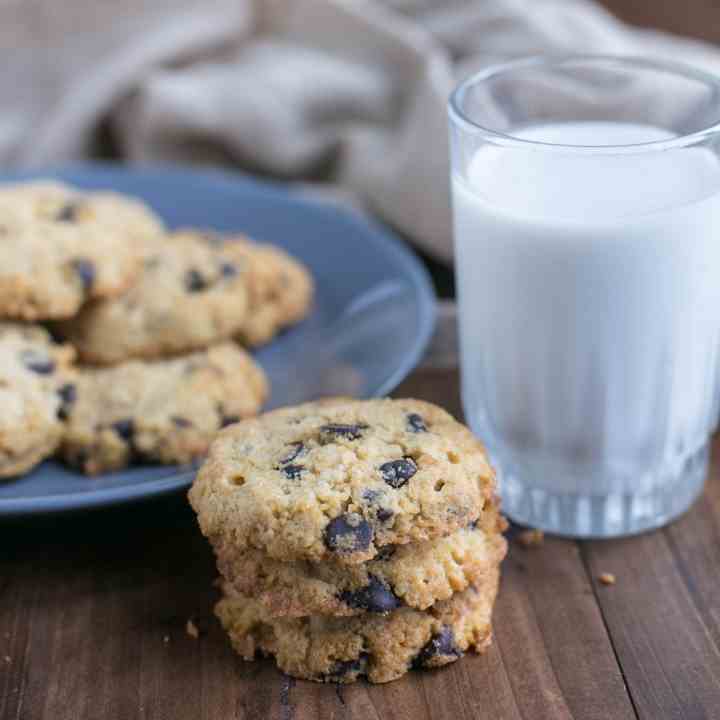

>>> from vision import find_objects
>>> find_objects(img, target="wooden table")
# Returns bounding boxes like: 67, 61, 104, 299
3, 303, 720, 720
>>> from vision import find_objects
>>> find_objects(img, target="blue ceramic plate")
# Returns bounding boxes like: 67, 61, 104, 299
0, 164, 435, 516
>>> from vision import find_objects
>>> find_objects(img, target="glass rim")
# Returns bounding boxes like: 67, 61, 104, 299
449, 54, 720, 154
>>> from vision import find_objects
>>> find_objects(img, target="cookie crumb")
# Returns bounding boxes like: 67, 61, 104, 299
598, 572, 616, 586
517, 528, 544, 547
186, 619, 200, 639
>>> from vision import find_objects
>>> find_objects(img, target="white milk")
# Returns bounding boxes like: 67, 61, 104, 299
453, 122, 720, 532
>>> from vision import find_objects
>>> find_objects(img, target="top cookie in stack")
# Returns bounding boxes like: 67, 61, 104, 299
0, 180, 314, 478
191, 398, 496, 564
189, 398, 507, 684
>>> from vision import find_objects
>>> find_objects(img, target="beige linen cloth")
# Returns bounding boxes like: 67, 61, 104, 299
3, 0, 720, 262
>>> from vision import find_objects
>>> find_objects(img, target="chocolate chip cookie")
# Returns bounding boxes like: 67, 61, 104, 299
0, 181, 163, 320
0, 324, 76, 477
189, 398, 496, 565
55, 230, 252, 364
215, 569, 499, 684
61, 343, 268, 475
218, 496, 507, 616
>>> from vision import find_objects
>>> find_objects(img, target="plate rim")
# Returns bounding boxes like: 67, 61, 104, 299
0, 163, 436, 517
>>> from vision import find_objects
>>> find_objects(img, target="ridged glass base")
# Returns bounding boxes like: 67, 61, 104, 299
498, 442, 708, 538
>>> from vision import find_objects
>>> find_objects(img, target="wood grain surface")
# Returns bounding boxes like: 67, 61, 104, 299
2, 360, 720, 720
601, 0, 720, 44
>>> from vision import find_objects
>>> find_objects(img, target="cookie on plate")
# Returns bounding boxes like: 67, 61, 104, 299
0, 324, 76, 477
54, 230, 253, 365
224, 236, 314, 347
0, 181, 163, 320
189, 398, 496, 565
61, 343, 268, 475
218, 496, 507, 616
215, 569, 499, 684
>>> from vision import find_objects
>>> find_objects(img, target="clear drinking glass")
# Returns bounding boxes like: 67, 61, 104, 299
449, 56, 720, 537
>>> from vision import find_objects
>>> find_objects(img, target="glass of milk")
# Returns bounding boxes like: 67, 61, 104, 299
449, 56, 720, 537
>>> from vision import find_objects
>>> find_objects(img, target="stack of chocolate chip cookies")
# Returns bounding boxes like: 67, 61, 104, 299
189, 398, 507, 684
0, 180, 313, 478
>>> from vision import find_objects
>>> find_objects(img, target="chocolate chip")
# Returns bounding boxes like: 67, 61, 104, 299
185, 269, 208, 292
340, 575, 402, 613
220, 415, 240, 428
319, 423, 368, 443
412, 626, 461, 669
281, 464, 304, 480
280, 442, 305, 465
376, 507, 394, 523
361, 489, 393, 524
111, 419, 135, 441
407, 413, 427, 433
21, 350, 55, 375
375, 544, 396, 561
71, 258, 95, 293
55, 203, 79, 222
326, 654, 368, 680
379, 457, 417, 489
58, 383, 77, 404
172, 416, 192, 428
324, 514, 373, 554
219, 262, 238, 278
56, 383, 76, 420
